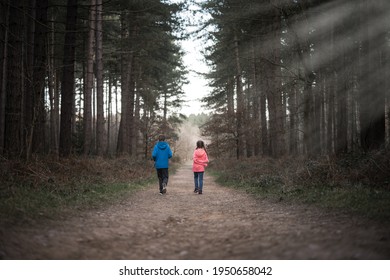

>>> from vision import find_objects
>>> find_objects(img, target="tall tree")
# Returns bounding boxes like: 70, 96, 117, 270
95, 0, 104, 155
28, 0, 48, 158
0, 0, 10, 156
59, 0, 78, 157
266, 6, 285, 157
359, 0, 386, 151
4, 0, 24, 158
83, 0, 96, 155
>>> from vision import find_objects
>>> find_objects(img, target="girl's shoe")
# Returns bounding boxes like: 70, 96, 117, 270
198, 190, 202, 194
194, 188, 198, 193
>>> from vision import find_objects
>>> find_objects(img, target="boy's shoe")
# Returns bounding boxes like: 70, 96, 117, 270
162, 183, 167, 194
159, 191, 163, 195
194, 188, 198, 193
198, 190, 202, 194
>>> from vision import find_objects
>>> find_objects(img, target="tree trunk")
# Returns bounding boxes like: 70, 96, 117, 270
48, 19, 56, 154
134, 89, 141, 158
245, 83, 253, 158
24, 0, 36, 159
266, 8, 285, 157
106, 75, 112, 155
4, 0, 24, 158
291, 2, 317, 156
359, 0, 386, 151
336, 70, 348, 154
386, 7, 390, 147
31, 0, 48, 156
335, 14, 349, 154
233, 29, 244, 159
289, 87, 298, 155
117, 12, 135, 155
95, 0, 104, 155
0, 1, 10, 156
259, 42, 269, 156
59, 0, 78, 157
47, 11, 59, 155
226, 77, 234, 116
83, 0, 96, 155
127, 61, 135, 156
251, 41, 261, 156
116, 13, 127, 155
328, 80, 336, 155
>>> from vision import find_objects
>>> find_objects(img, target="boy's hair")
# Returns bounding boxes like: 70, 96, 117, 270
158, 135, 166, 141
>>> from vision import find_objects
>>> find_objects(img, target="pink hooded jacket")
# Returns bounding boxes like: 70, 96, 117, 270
192, 148, 209, 172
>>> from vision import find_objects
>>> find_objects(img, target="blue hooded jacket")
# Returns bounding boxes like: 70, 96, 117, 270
152, 141, 173, 169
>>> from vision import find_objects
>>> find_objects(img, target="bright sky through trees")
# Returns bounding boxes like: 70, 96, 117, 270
181, 38, 210, 116
174, 0, 211, 116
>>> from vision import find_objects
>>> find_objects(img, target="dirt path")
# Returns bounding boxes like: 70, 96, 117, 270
1, 163, 390, 260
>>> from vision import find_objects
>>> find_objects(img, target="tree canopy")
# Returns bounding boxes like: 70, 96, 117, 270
198, 0, 390, 159
1, 0, 389, 160
0, 0, 188, 159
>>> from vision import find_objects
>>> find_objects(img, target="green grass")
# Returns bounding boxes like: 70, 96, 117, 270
0, 177, 155, 225
210, 160, 390, 223
0, 158, 181, 226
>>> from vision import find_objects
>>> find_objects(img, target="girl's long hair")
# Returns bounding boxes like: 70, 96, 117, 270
196, 140, 208, 154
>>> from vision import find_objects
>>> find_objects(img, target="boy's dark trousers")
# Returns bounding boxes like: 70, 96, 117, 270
156, 168, 169, 192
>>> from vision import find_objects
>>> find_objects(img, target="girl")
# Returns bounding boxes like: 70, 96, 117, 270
192, 140, 209, 194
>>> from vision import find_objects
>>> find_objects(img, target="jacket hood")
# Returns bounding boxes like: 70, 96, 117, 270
157, 141, 168, 150
194, 148, 206, 157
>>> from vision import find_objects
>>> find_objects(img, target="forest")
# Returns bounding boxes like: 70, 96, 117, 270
1, 0, 389, 160
0, 0, 187, 159
1, 0, 390, 264
1, 0, 390, 219
200, 0, 389, 159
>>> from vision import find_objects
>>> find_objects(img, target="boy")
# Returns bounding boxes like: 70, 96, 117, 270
152, 135, 173, 195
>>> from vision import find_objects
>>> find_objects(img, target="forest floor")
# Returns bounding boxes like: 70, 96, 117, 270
1, 163, 390, 260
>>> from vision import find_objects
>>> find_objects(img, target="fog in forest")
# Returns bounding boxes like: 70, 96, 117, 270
176, 120, 202, 162
175, 114, 211, 162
